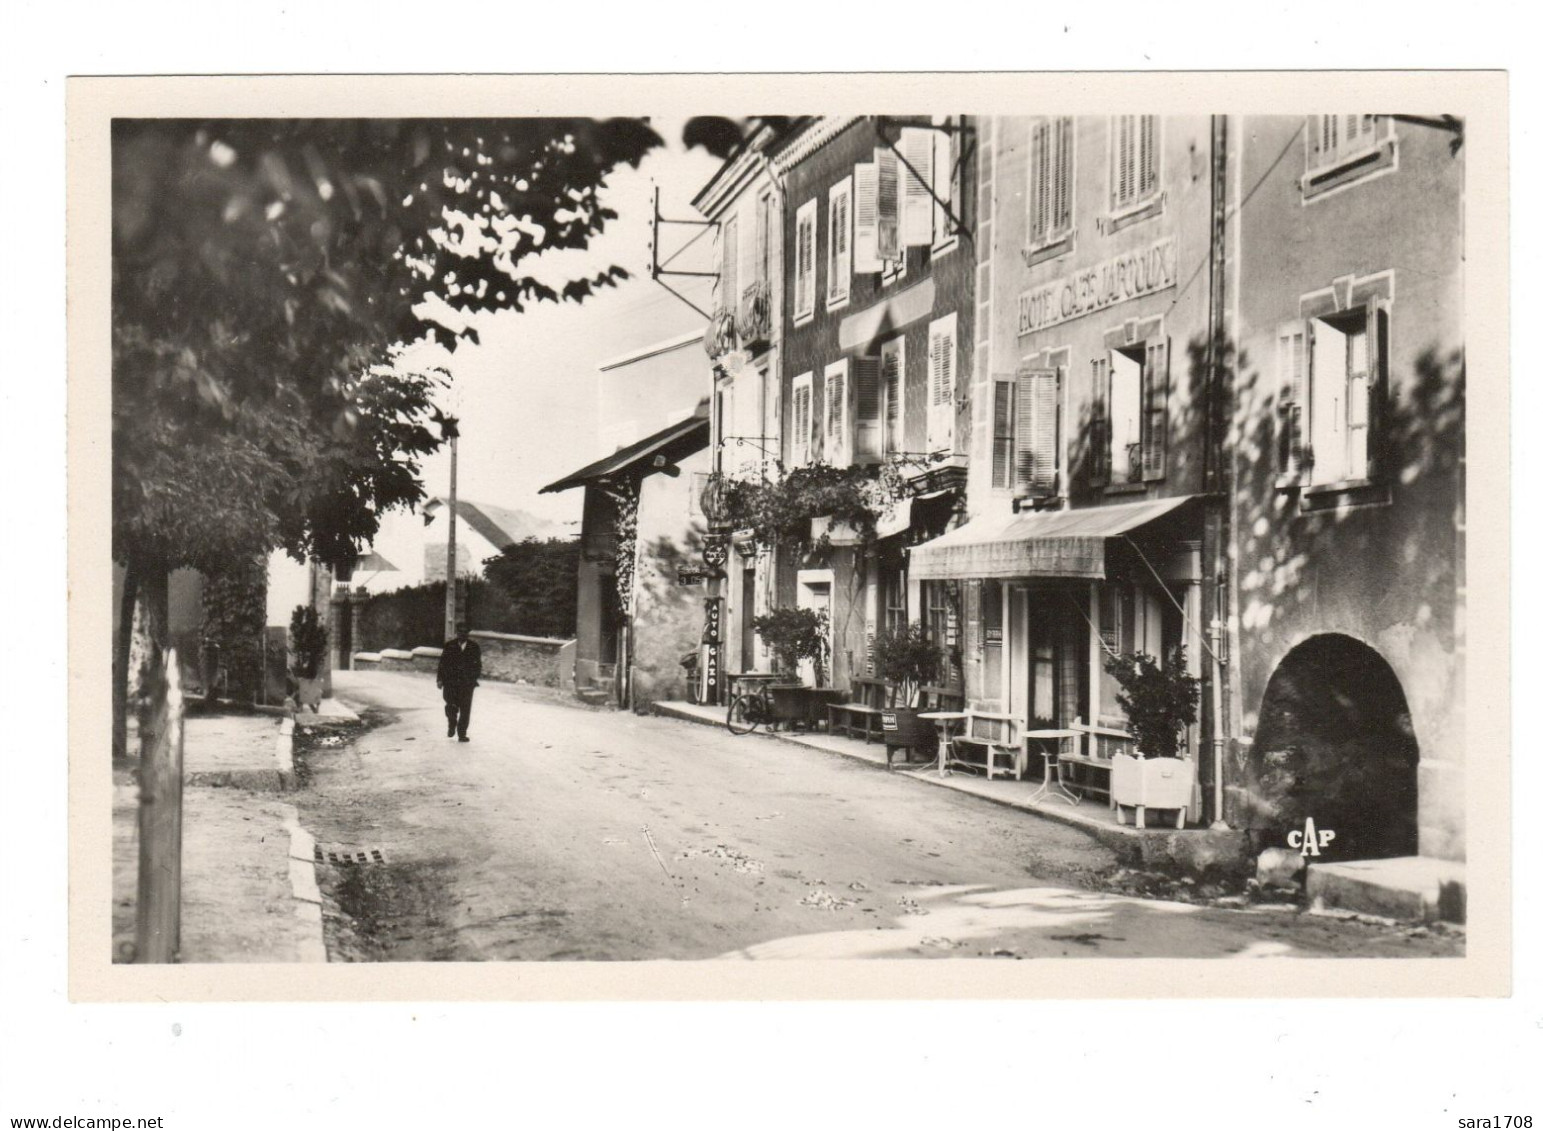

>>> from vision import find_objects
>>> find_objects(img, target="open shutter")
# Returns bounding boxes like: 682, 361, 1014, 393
1363, 298, 1387, 482
1029, 120, 1049, 244
720, 215, 738, 315
1277, 321, 1308, 479
827, 179, 852, 303
825, 362, 848, 466
875, 146, 900, 262
852, 162, 880, 273
991, 378, 1014, 489
1015, 366, 1059, 497
1090, 355, 1111, 486
900, 127, 935, 246
1139, 115, 1158, 199
881, 339, 904, 455
927, 316, 956, 453
852, 357, 883, 462
933, 126, 955, 243
1141, 337, 1169, 480
791, 379, 812, 466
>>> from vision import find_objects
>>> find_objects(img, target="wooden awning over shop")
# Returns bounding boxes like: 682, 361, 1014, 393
908, 495, 1200, 581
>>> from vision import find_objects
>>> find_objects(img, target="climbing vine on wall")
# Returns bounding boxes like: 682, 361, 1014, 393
201, 554, 268, 703
703, 460, 912, 553
611, 478, 639, 616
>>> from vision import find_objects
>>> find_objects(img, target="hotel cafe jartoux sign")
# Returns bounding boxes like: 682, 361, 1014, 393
1017, 236, 1178, 336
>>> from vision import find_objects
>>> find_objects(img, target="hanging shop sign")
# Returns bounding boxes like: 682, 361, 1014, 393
702, 537, 730, 573
676, 566, 712, 587
1017, 236, 1178, 336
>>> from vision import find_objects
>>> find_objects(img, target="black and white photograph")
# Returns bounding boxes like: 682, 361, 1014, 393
89, 96, 1493, 977
12, 56, 1523, 1130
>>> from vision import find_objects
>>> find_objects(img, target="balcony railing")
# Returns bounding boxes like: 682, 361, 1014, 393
706, 307, 737, 359
738, 279, 772, 351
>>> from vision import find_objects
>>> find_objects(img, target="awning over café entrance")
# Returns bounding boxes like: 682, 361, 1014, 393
908, 495, 1200, 581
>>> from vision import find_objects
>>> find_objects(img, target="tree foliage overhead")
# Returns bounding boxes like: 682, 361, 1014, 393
112, 117, 664, 572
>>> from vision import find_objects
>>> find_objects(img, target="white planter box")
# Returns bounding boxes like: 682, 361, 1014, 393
1110, 753, 1195, 828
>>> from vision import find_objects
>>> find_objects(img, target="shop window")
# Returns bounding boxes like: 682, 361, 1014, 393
923, 580, 962, 689
881, 561, 908, 636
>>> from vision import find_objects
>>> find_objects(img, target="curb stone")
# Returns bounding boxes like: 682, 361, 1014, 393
279, 803, 328, 963
275, 716, 295, 787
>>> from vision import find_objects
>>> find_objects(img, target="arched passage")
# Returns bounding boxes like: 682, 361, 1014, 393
1246, 634, 1419, 860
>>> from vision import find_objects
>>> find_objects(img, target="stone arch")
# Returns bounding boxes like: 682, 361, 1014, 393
1244, 633, 1419, 860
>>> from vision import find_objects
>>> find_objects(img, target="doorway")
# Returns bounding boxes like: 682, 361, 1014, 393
740, 565, 757, 672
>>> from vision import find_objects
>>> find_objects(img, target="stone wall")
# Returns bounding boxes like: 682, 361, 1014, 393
355, 634, 573, 688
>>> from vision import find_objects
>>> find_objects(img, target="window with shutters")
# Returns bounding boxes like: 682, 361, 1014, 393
881, 560, 908, 635
793, 199, 817, 324
1028, 117, 1075, 253
1277, 303, 1386, 489
1302, 115, 1396, 200
923, 580, 963, 690
927, 314, 958, 455
790, 372, 814, 467
719, 215, 739, 316
1110, 115, 1162, 217
1093, 337, 1170, 488
755, 191, 774, 289
991, 380, 1015, 490
880, 336, 906, 457
826, 177, 853, 310
824, 359, 850, 466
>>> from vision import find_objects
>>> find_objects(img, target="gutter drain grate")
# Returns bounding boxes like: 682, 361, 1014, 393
314, 845, 388, 866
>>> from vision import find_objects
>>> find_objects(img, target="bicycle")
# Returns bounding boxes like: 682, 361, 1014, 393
725, 674, 789, 736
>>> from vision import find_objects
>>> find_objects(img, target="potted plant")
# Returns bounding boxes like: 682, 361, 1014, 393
873, 624, 945, 758
752, 607, 830, 726
288, 604, 329, 713
1104, 646, 1202, 828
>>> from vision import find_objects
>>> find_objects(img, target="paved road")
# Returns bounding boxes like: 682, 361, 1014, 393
297, 670, 1460, 961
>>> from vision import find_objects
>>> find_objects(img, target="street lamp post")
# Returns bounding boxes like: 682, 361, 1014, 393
443, 416, 461, 642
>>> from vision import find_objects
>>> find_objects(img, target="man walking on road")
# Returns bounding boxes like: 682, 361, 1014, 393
436, 624, 482, 742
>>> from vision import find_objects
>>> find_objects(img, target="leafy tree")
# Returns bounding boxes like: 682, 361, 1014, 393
483, 537, 581, 639
112, 118, 664, 756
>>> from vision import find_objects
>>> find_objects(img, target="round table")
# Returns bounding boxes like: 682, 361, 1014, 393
918, 711, 969, 777
1023, 728, 1083, 804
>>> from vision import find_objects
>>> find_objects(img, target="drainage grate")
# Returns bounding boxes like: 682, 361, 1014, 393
314, 845, 388, 866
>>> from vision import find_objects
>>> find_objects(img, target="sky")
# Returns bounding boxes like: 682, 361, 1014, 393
391, 117, 722, 532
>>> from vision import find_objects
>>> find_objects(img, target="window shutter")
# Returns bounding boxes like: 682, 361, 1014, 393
933, 126, 955, 242
831, 181, 852, 301
1142, 337, 1169, 480
796, 207, 817, 318
875, 147, 900, 262
1363, 298, 1387, 482
1015, 366, 1059, 497
1030, 120, 1049, 244
720, 216, 738, 314
1277, 321, 1308, 478
853, 162, 880, 273
825, 362, 848, 466
1055, 117, 1073, 234
1090, 355, 1111, 486
852, 356, 883, 461
881, 340, 904, 455
1116, 115, 1133, 208
791, 379, 812, 466
927, 317, 956, 453
900, 127, 936, 246
991, 378, 1014, 489
1139, 115, 1158, 198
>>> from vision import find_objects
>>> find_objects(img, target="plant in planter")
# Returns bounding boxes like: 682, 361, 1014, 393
873, 624, 945, 762
1104, 646, 1202, 828
752, 607, 829, 686
288, 604, 329, 713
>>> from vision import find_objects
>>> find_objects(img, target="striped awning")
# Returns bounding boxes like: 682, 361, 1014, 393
908, 496, 1199, 581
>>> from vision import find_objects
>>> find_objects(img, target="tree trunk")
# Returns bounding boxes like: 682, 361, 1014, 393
135, 560, 171, 741
113, 559, 139, 762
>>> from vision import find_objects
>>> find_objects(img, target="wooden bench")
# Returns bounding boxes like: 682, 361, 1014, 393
947, 711, 1028, 780
826, 677, 892, 743
1063, 718, 1133, 806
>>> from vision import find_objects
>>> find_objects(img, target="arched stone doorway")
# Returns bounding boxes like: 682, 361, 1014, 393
1246, 634, 1419, 860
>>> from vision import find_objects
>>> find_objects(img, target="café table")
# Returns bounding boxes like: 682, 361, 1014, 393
1024, 728, 1083, 804
918, 711, 970, 778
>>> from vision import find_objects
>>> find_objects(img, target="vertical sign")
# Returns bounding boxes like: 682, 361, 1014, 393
702, 597, 724, 706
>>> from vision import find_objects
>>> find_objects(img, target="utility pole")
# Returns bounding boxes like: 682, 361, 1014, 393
443, 416, 461, 642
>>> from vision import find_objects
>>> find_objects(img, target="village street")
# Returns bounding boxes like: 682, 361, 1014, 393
296, 670, 1460, 961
